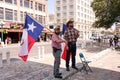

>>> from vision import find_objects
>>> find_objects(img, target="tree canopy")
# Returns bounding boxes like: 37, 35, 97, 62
91, 0, 120, 29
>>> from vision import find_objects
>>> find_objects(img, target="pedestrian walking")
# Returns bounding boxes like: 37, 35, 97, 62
113, 35, 119, 47
109, 38, 113, 47
64, 20, 79, 71
51, 27, 66, 79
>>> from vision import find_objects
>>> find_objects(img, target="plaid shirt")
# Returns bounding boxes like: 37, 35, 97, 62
64, 28, 79, 42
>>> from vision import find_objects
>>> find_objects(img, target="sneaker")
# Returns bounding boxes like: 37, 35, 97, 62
54, 75, 62, 79
72, 66, 78, 70
66, 67, 70, 71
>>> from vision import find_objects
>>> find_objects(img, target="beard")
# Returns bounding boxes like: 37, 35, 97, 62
55, 32, 60, 35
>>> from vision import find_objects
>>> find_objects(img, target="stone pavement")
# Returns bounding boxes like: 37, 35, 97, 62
0, 41, 120, 80
67, 49, 120, 80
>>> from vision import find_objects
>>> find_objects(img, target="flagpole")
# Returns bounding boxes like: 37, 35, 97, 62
44, 26, 54, 33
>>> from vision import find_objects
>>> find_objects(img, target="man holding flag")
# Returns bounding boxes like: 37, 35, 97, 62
64, 20, 80, 71
19, 14, 44, 62
51, 27, 66, 79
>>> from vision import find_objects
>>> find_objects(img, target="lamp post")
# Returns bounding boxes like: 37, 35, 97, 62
0, 21, 5, 42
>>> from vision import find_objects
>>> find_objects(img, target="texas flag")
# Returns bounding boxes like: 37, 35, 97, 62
19, 14, 44, 62
61, 24, 67, 60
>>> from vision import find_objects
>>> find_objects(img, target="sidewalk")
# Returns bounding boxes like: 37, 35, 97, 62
67, 49, 120, 80
0, 41, 119, 80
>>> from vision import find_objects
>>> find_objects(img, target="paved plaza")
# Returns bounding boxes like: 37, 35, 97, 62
0, 41, 120, 80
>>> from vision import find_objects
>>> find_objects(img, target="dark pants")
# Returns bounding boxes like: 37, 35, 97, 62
66, 42, 76, 68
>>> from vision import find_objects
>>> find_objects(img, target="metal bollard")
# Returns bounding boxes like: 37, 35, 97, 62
38, 46, 42, 59
6, 51, 10, 65
0, 52, 3, 67
41, 46, 45, 58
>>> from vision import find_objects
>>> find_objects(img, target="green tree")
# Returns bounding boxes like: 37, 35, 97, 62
91, 0, 120, 29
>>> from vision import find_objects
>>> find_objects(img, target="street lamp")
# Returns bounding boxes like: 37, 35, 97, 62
0, 21, 5, 42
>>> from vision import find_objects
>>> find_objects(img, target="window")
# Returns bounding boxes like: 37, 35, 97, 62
49, 25, 54, 29
5, 9, 13, 20
5, 0, 12, 4
56, 1, 60, 4
14, 0, 17, 5
63, 12, 66, 16
57, 13, 60, 17
35, 2, 37, 10
0, 8, 3, 19
43, 16, 45, 24
30, 1, 33, 9
63, 0, 66, 2
63, 19, 66, 22
20, 11, 23, 21
43, 5, 45, 12
24, 0, 29, 8
69, 12, 73, 15
63, 6, 67, 10
57, 7, 60, 11
38, 15, 42, 24
77, 6, 80, 10
14, 10, 17, 21
69, 0, 73, 2
20, 0, 23, 6
69, 5, 73, 9
38, 3, 42, 11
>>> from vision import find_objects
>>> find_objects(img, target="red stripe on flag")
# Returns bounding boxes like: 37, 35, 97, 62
28, 35, 35, 52
61, 45, 67, 60
19, 55, 28, 62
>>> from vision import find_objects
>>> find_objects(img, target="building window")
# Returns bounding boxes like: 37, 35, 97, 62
44, 16, 45, 24
57, 7, 60, 11
30, 1, 33, 9
43, 5, 45, 12
69, 5, 73, 9
35, 2, 37, 10
69, 0, 73, 2
69, 12, 74, 15
38, 3, 42, 11
14, 10, 17, 21
38, 15, 42, 24
20, 11, 23, 21
0, 7, 3, 19
5, 0, 12, 4
20, 0, 23, 6
63, 19, 66, 22
63, 12, 66, 16
0, 11, 3, 20
14, 0, 17, 5
57, 13, 60, 17
63, 6, 67, 10
63, 0, 66, 2
24, 0, 29, 8
5, 9, 13, 20
56, 1, 60, 4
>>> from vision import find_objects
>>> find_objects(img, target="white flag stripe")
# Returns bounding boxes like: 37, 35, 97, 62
19, 29, 28, 56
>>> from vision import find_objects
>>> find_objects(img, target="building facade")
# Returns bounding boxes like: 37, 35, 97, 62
55, 0, 96, 40
0, 0, 48, 43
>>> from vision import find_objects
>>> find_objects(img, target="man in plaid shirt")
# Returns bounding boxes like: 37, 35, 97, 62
64, 20, 79, 71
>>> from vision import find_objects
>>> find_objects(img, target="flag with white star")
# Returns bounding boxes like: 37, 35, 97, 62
19, 14, 44, 62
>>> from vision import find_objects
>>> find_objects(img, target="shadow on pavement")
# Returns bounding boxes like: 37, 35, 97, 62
0, 58, 120, 80
68, 66, 120, 80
